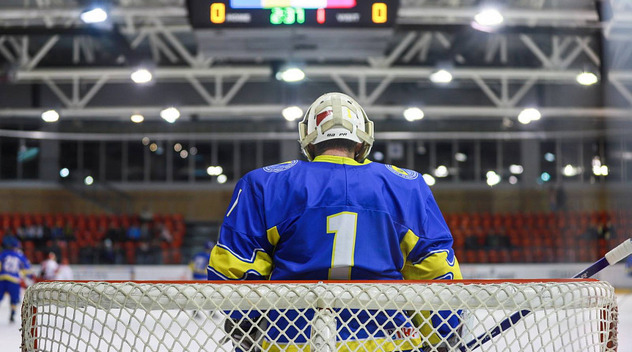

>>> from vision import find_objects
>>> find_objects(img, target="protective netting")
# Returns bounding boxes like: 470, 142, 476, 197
21, 280, 618, 352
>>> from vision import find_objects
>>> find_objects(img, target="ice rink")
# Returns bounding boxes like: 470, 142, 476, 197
1, 290, 630, 351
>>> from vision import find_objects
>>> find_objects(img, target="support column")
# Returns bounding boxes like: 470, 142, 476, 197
38, 124, 60, 182
521, 139, 540, 187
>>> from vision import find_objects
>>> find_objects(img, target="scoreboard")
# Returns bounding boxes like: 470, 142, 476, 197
187, 0, 399, 28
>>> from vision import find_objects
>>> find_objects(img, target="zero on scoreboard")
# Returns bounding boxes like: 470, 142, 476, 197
187, 0, 400, 28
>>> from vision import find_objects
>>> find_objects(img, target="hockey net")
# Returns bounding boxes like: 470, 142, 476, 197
21, 279, 617, 352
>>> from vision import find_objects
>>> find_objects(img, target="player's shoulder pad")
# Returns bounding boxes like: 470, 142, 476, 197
384, 164, 420, 180
262, 160, 299, 173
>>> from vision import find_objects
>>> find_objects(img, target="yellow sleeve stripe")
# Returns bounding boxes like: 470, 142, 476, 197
208, 245, 273, 280
267, 226, 280, 247
401, 251, 463, 280
399, 229, 420, 265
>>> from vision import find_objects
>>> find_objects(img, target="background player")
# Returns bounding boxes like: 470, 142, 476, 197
0, 236, 34, 323
190, 241, 215, 281
54, 258, 74, 280
39, 252, 58, 281
208, 92, 462, 351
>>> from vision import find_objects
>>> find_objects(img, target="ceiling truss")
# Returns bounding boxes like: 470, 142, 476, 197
1, 0, 632, 123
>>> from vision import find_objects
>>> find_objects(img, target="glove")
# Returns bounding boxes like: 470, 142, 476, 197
222, 315, 268, 352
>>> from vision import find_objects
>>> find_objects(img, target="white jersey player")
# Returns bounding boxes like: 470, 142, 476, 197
55, 258, 74, 280
40, 252, 59, 280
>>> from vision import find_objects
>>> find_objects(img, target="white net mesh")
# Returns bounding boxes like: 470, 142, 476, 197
21, 280, 618, 352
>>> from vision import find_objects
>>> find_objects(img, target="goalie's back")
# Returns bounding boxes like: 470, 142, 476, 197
210, 155, 456, 281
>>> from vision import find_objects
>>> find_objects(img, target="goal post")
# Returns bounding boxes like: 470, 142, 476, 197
21, 279, 618, 352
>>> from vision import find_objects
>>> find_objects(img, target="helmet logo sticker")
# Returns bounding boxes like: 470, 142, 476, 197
263, 160, 299, 173
386, 164, 419, 180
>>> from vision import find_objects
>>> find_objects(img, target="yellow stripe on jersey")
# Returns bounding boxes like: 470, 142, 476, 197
262, 335, 422, 351
399, 229, 420, 267
401, 251, 462, 281
0, 274, 21, 283
313, 155, 371, 166
208, 245, 273, 280
267, 226, 280, 247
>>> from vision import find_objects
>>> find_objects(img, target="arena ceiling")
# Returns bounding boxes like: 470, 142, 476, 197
0, 0, 631, 137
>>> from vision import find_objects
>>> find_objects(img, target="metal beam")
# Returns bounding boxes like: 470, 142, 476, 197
13, 66, 598, 83
0, 106, 630, 120
0, 128, 626, 142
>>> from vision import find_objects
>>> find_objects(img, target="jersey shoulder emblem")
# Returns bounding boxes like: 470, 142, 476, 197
263, 160, 299, 173
385, 164, 419, 180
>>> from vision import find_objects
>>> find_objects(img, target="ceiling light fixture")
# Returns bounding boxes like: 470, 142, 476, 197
80, 8, 108, 24
131, 69, 153, 84
277, 67, 305, 82
41, 110, 60, 122
403, 107, 424, 121
160, 107, 180, 123
429, 69, 453, 84
282, 106, 303, 121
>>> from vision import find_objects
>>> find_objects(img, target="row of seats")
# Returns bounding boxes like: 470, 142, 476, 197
0, 213, 185, 265
449, 210, 629, 263
1, 210, 627, 264
444, 210, 626, 232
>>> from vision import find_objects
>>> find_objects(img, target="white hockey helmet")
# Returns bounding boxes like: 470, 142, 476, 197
298, 92, 374, 162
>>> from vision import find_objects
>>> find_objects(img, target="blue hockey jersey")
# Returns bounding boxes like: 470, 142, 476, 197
0, 249, 33, 284
208, 155, 462, 351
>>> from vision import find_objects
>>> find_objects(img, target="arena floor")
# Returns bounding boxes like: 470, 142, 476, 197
1, 292, 630, 351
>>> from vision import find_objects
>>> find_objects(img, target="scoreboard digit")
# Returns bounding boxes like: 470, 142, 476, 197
210, 3, 226, 23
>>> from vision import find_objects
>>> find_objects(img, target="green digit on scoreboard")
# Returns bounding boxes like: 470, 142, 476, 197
270, 7, 283, 25
296, 8, 305, 24
270, 7, 305, 25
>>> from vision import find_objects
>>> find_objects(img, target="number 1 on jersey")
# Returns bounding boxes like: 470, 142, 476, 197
326, 212, 358, 279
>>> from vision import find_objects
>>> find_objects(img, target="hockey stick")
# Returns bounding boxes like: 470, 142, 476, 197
458, 238, 632, 352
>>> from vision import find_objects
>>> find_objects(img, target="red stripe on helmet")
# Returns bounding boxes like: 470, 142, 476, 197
316, 110, 331, 126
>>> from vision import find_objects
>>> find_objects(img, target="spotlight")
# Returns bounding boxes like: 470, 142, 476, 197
217, 174, 228, 184
518, 108, 541, 124
434, 165, 449, 177
282, 106, 303, 121
84, 176, 94, 185
80, 8, 108, 24
207, 166, 223, 176
41, 110, 60, 122
403, 107, 424, 122
422, 174, 436, 186
131, 69, 153, 84
576, 72, 598, 86
130, 114, 144, 123
277, 67, 305, 82
429, 69, 453, 84
59, 168, 70, 178
486, 171, 501, 186
474, 9, 504, 27
509, 164, 524, 174
160, 107, 180, 123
